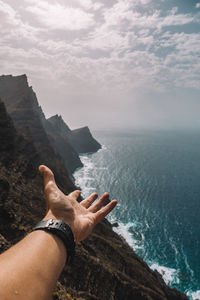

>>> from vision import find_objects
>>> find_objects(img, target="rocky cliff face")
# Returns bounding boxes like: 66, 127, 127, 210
0, 75, 188, 300
0, 75, 100, 176
0, 99, 16, 154
68, 126, 101, 154
44, 115, 83, 174
48, 116, 101, 154
0, 75, 80, 186
0, 99, 45, 247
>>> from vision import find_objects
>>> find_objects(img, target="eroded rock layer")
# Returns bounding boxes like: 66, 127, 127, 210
0, 75, 188, 300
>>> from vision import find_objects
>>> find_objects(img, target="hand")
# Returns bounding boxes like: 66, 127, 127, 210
39, 165, 117, 243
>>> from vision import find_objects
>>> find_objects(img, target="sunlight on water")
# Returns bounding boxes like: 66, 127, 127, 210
74, 131, 200, 299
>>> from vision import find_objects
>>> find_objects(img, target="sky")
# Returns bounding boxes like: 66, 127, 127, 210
0, 0, 200, 130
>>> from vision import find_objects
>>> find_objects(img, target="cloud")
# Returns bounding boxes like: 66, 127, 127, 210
0, 0, 21, 27
74, 0, 104, 11
0, 0, 200, 117
196, 3, 200, 8
102, 2, 196, 31
0, 1, 17, 19
25, 0, 95, 30
0, 0, 39, 42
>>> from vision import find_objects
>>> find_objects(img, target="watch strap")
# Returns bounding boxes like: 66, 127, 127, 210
33, 219, 75, 263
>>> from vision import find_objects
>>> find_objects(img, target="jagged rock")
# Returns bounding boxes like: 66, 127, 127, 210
0, 74, 100, 178
112, 222, 119, 228
48, 114, 71, 135
0, 99, 16, 152
0, 75, 188, 300
0, 178, 10, 203
0, 75, 76, 192
48, 116, 101, 154
0, 234, 10, 253
68, 126, 101, 154
44, 115, 83, 174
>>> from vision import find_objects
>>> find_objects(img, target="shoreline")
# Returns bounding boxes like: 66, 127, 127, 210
73, 144, 200, 300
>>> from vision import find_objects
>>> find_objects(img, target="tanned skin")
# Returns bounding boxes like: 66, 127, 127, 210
0, 165, 117, 300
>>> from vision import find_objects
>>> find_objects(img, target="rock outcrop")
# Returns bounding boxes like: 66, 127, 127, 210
68, 126, 101, 154
0, 98, 46, 245
0, 75, 100, 175
0, 99, 16, 154
44, 115, 83, 174
0, 75, 188, 300
48, 115, 101, 154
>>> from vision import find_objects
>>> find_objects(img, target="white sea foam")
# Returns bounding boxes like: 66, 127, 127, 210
150, 264, 180, 285
111, 221, 143, 250
99, 144, 107, 151
187, 290, 200, 300
74, 139, 200, 300
74, 146, 108, 198
75, 153, 180, 286
107, 218, 200, 300
74, 154, 96, 197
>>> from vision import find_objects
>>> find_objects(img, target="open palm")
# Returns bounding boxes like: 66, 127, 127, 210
39, 165, 117, 242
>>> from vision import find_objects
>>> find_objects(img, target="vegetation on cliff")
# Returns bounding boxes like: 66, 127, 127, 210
0, 75, 188, 299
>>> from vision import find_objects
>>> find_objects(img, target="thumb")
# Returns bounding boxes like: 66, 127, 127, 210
39, 165, 56, 187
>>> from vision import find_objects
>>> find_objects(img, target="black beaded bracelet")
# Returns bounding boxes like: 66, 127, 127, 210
32, 219, 75, 263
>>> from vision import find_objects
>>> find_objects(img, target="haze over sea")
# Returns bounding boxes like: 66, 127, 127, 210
74, 129, 200, 300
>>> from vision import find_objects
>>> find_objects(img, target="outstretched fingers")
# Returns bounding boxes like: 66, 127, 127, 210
80, 193, 98, 208
89, 193, 109, 213
94, 200, 118, 225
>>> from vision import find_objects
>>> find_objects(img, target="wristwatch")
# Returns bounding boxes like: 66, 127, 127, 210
32, 219, 75, 263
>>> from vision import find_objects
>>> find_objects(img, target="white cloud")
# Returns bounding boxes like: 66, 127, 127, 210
0, 0, 200, 113
195, 3, 200, 8
0, 0, 39, 41
25, 0, 95, 30
0, 0, 200, 129
74, 0, 104, 11
0, 0, 20, 26
100, 0, 196, 40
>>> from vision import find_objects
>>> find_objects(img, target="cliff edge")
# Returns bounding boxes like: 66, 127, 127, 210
0, 75, 188, 300
48, 115, 101, 154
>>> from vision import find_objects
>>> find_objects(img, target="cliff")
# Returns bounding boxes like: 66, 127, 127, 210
0, 75, 100, 175
48, 115, 101, 154
68, 126, 101, 154
0, 98, 45, 245
44, 115, 83, 174
0, 75, 188, 300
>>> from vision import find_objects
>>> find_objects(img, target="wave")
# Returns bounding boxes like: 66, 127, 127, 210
74, 155, 97, 196
73, 148, 199, 300
110, 220, 144, 250
150, 264, 180, 285
187, 290, 200, 300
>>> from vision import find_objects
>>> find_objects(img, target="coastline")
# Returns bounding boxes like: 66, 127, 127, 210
73, 138, 199, 300
0, 75, 190, 299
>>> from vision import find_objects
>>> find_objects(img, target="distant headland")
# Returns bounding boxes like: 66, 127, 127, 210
0, 74, 188, 299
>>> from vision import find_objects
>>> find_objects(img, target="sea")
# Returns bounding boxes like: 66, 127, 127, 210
74, 130, 200, 300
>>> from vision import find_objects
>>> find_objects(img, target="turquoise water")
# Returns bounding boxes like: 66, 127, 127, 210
74, 130, 200, 299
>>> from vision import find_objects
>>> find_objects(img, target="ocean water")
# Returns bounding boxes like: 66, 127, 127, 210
74, 130, 200, 299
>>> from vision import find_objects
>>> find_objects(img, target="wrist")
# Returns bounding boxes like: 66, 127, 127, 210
33, 219, 76, 263
43, 211, 78, 242
43, 212, 75, 233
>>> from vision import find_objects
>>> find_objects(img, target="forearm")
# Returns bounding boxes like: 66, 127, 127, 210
0, 165, 117, 299
0, 230, 66, 300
